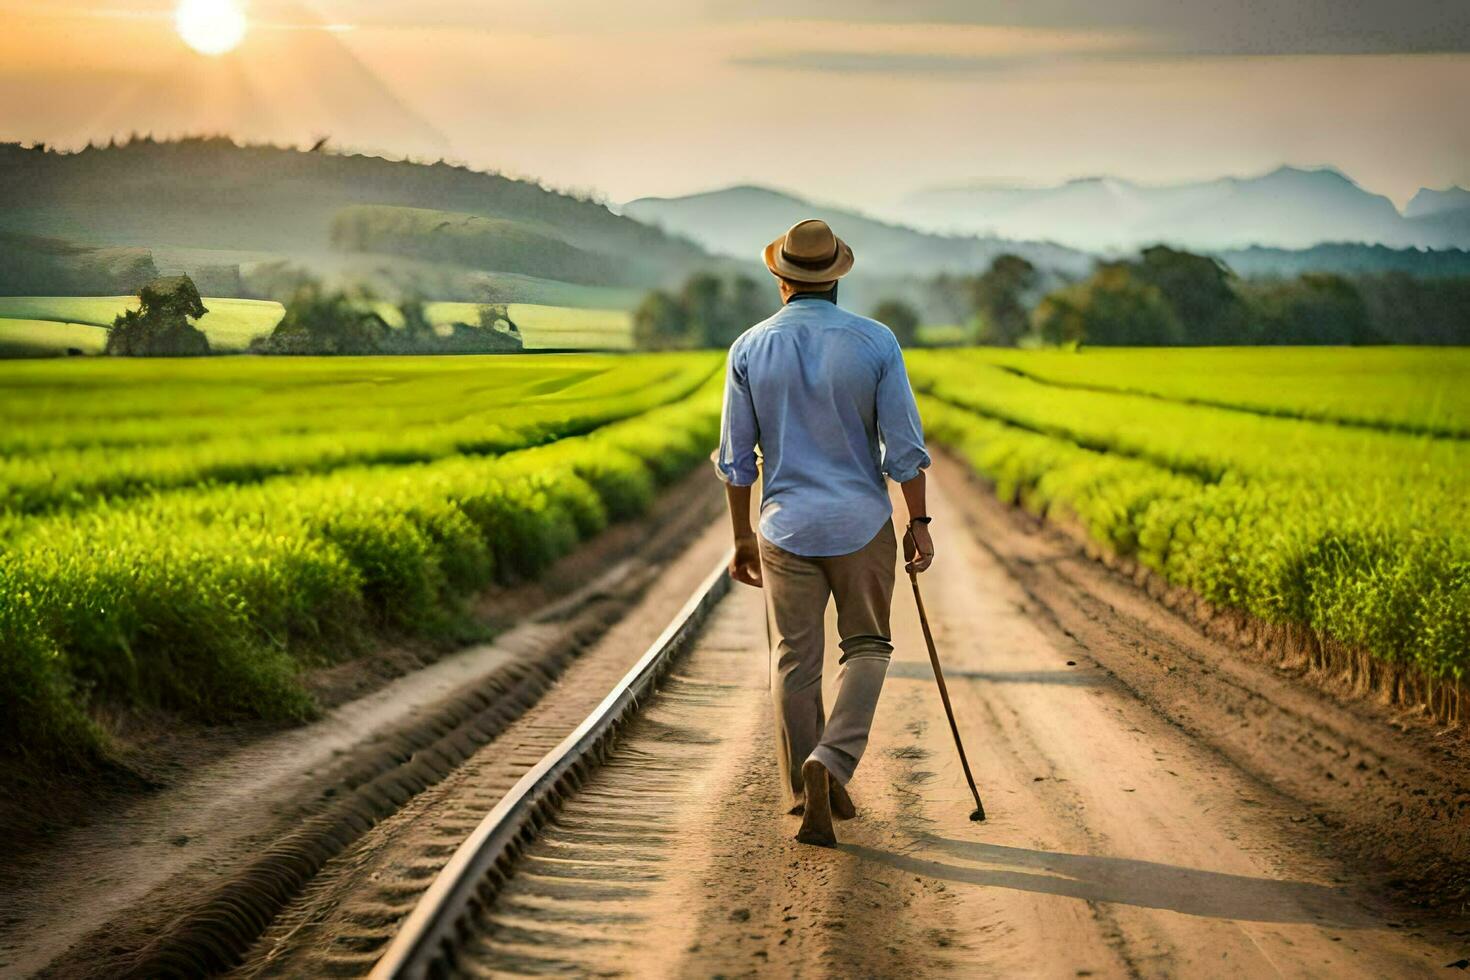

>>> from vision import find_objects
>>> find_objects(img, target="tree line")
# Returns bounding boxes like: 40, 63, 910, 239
641, 249, 1468, 351
102, 274, 523, 357
634, 272, 927, 349
905, 247, 1470, 347
633, 273, 774, 349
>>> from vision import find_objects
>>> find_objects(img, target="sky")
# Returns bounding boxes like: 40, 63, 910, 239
1, 0, 1467, 209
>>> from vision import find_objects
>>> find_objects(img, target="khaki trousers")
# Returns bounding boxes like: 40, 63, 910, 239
760, 522, 897, 812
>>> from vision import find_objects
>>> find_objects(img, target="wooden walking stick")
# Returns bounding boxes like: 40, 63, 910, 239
905, 529, 987, 822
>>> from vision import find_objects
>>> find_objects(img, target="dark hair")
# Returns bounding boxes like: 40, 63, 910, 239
782, 279, 839, 303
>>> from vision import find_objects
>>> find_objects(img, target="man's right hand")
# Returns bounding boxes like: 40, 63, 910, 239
729, 534, 763, 588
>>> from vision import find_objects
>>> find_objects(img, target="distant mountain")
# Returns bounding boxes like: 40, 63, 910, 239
893, 167, 1466, 253
1404, 186, 1470, 219
0, 139, 724, 303
1403, 188, 1470, 250
623, 183, 1470, 298
621, 185, 1092, 278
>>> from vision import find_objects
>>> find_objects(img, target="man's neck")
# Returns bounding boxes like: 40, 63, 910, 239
784, 287, 838, 305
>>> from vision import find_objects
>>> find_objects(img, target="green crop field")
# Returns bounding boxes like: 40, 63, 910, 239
506, 304, 634, 350
967, 346, 1470, 438
0, 296, 287, 353
0, 353, 723, 759
907, 347, 1470, 704
0, 318, 107, 357
0, 297, 633, 355
389, 302, 633, 350
9, 344, 1464, 760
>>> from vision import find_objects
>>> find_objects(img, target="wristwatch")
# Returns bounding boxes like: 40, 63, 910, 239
909, 516, 933, 526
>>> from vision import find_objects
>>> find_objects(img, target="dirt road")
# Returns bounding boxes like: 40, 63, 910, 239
446, 457, 1464, 978
12, 457, 1463, 978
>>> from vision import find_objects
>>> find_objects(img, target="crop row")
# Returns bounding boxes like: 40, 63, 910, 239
941, 347, 1470, 439
1, 380, 722, 759
914, 386, 1468, 692
905, 352, 1470, 496
0, 354, 719, 515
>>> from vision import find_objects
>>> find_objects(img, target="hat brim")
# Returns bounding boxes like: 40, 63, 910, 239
762, 236, 855, 283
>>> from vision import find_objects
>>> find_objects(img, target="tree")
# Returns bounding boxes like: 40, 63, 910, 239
870, 299, 921, 348
632, 274, 776, 349
1354, 272, 1470, 346
929, 272, 975, 331
725, 276, 770, 346
398, 296, 436, 344
1242, 273, 1381, 345
972, 254, 1039, 346
680, 273, 729, 347
105, 275, 211, 356
1029, 286, 1088, 346
1031, 264, 1182, 346
252, 283, 390, 354
477, 303, 521, 338
632, 289, 691, 350
1133, 246, 1247, 345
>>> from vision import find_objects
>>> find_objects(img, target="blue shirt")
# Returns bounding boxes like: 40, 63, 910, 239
715, 296, 930, 557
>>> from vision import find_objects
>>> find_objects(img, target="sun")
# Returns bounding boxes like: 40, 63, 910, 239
175, 0, 248, 56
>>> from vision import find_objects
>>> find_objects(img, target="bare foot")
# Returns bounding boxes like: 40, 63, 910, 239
796, 759, 836, 847
830, 779, 856, 821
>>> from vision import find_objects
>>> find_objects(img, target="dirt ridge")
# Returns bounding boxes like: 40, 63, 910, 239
937, 458, 1470, 916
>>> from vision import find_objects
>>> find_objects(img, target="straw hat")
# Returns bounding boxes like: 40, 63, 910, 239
762, 219, 855, 283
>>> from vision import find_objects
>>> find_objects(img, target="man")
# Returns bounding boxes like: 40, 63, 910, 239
715, 218, 934, 848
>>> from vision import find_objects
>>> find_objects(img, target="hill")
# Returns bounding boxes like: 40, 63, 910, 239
0, 139, 725, 304
895, 166, 1467, 252
622, 185, 1093, 278
0, 232, 160, 296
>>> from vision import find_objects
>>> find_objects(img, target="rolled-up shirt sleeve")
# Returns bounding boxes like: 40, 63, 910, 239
876, 341, 931, 483
715, 347, 760, 486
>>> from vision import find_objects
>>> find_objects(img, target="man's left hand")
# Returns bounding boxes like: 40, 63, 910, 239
905, 522, 935, 574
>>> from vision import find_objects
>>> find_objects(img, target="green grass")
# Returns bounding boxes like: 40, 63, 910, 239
506, 304, 633, 350
0, 296, 633, 355
0, 319, 106, 357
377, 302, 632, 350
0, 296, 137, 327
0, 296, 286, 352
907, 347, 1469, 692
0, 354, 723, 760
915, 324, 969, 347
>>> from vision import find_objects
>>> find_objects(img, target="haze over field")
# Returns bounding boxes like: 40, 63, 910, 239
2, 0, 1467, 229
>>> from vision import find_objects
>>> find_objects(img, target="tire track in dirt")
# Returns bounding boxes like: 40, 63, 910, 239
233, 513, 737, 978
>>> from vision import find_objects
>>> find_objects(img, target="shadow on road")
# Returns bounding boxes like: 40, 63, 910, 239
885, 662, 1102, 687
844, 836, 1376, 927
